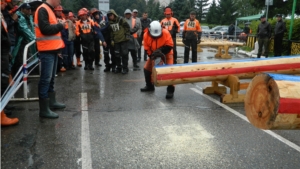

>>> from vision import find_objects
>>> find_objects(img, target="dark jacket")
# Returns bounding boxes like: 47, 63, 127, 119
1, 12, 11, 52
2, 8, 16, 46
274, 19, 286, 35
141, 18, 151, 32
228, 25, 235, 35
36, 2, 64, 53
257, 21, 272, 39
107, 9, 130, 43
95, 15, 110, 40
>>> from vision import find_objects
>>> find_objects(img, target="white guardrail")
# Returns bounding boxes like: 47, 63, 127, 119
0, 40, 39, 111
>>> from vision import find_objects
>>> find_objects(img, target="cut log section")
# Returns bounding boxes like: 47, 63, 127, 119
245, 73, 300, 130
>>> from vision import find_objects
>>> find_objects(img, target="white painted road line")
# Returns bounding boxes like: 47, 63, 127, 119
80, 93, 92, 169
190, 87, 300, 153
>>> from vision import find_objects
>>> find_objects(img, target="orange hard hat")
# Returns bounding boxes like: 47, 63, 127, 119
78, 9, 87, 16
54, 5, 63, 11
68, 12, 74, 17
81, 8, 89, 12
90, 8, 99, 15
164, 8, 172, 14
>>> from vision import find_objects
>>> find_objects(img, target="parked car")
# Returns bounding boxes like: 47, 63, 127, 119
201, 25, 210, 37
219, 26, 243, 39
208, 26, 228, 37
210, 26, 243, 39
178, 21, 185, 37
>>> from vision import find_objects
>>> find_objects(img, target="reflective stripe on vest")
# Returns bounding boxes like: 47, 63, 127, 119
1, 12, 8, 32
132, 18, 137, 38
34, 3, 65, 51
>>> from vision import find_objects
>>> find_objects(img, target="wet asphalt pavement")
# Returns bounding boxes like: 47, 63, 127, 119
1, 46, 300, 169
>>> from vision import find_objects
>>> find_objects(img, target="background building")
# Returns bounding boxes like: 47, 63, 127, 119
99, 0, 109, 14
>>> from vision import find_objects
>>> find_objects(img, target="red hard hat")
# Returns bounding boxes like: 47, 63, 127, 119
54, 5, 63, 11
164, 8, 172, 14
78, 9, 87, 16
81, 8, 89, 12
68, 12, 74, 17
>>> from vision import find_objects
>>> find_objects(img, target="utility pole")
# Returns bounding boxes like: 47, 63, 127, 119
265, 0, 273, 20
289, 0, 297, 40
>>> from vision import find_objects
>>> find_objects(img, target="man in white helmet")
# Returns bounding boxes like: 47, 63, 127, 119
140, 21, 175, 99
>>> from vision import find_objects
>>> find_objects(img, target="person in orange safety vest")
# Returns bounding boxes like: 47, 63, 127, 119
75, 9, 106, 70
54, 5, 67, 72
160, 6, 180, 64
34, 0, 67, 119
124, 9, 140, 70
182, 11, 202, 63
140, 21, 175, 99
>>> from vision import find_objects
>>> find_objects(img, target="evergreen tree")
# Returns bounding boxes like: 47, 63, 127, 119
218, 0, 238, 25
195, 0, 210, 22
73, 0, 97, 14
206, 0, 219, 24
233, 0, 259, 17
110, 0, 147, 16
249, 0, 300, 17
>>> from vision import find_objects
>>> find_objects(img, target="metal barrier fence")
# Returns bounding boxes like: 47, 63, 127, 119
0, 40, 39, 111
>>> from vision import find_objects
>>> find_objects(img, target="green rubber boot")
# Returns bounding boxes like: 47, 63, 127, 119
39, 98, 59, 118
48, 92, 66, 109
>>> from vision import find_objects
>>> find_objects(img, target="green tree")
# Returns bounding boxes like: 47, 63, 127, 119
73, 0, 97, 14
233, 0, 260, 17
206, 0, 219, 24
110, 0, 146, 16
195, 0, 210, 22
249, 0, 300, 18
218, 0, 238, 24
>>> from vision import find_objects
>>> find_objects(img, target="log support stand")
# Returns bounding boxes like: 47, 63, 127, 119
203, 75, 249, 103
215, 45, 231, 59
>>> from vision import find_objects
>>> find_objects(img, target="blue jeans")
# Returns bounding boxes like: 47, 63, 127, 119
38, 52, 58, 99
62, 42, 74, 68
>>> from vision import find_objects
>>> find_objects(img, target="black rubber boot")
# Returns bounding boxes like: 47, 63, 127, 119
104, 64, 111, 72
122, 68, 129, 74
166, 85, 175, 99
265, 55, 268, 58
84, 61, 88, 70
48, 92, 66, 109
133, 64, 140, 70
39, 98, 59, 118
114, 67, 122, 74
89, 61, 95, 70
257, 54, 261, 58
140, 69, 155, 92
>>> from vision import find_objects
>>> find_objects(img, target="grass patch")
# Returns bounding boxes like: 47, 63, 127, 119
239, 46, 253, 52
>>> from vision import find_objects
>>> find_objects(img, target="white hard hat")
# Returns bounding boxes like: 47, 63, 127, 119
149, 21, 162, 37
124, 9, 132, 14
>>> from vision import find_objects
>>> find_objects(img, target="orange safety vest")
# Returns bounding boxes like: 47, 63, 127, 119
183, 19, 201, 32
75, 19, 94, 36
34, 3, 65, 51
160, 17, 180, 33
132, 18, 137, 38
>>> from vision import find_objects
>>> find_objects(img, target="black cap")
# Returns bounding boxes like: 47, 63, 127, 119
260, 15, 266, 19
19, 3, 31, 10
190, 11, 196, 15
276, 14, 282, 17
